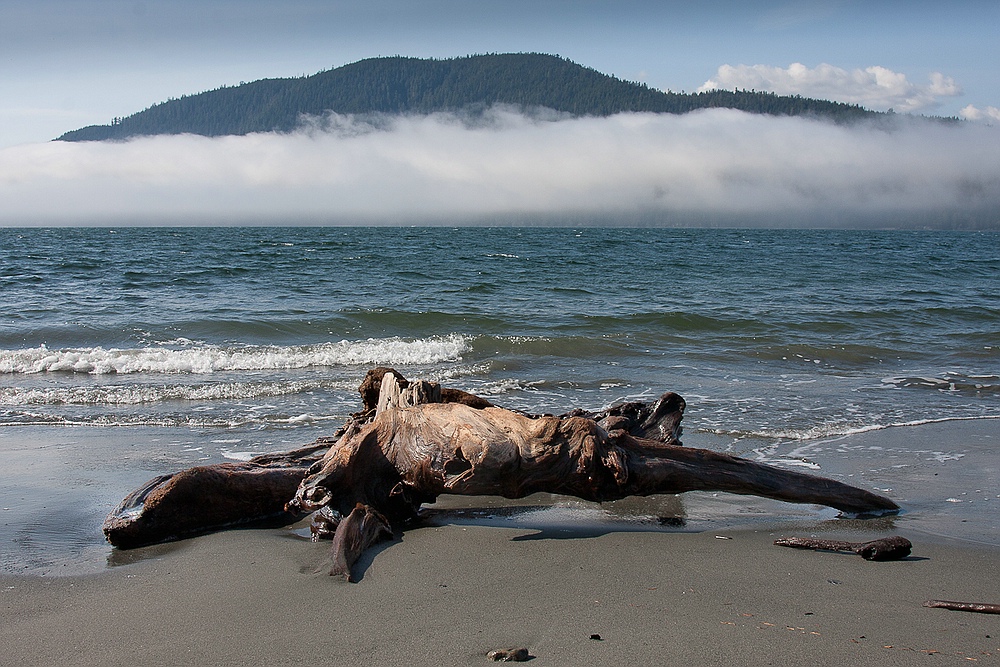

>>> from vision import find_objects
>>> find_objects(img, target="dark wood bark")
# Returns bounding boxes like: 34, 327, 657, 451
773, 536, 912, 561
103, 441, 332, 549
329, 503, 393, 581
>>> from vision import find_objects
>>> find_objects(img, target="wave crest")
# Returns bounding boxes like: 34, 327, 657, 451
0, 335, 468, 374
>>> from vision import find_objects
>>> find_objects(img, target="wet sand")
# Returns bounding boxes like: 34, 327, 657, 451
2, 418, 998, 665
3, 521, 999, 666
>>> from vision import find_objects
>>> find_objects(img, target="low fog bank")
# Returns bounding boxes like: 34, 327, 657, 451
1, 108, 997, 228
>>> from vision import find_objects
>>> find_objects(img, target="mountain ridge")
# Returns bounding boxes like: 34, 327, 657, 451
57, 53, 885, 142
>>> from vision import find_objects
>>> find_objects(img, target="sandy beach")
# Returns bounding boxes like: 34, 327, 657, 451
3, 519, 999, 666
2, 416, 998, 666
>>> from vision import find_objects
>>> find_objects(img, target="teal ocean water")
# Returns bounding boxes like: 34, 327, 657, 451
3, 226, 998, 435
1, 226, 998, 572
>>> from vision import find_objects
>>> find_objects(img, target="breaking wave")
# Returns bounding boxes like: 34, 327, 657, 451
0, 335, 468, 375
0, 379, 347, 406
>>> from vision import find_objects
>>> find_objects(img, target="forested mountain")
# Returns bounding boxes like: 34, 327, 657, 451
58, 53, 883, 141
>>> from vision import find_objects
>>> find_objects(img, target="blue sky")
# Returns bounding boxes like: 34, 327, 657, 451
1, 0, 998, 226
3, 0, 997, 147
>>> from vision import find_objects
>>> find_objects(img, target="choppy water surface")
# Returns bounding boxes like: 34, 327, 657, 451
3, 226, 997, 435
1, 226, 998, 572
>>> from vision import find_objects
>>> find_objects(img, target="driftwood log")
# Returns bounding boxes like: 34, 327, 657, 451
773, 536, 912, 561
102, 441, 332, 549
105, 368, 900, 580
102, 368, 495, 549
923, 600, 1000, 614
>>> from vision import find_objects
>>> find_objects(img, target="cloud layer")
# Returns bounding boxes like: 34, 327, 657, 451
960, 104, 1000, 123
699, 63, 962, 113
1, 107, 997, 227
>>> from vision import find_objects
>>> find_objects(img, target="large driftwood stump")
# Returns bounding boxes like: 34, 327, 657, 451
288, 370, 899, 577
105, 368, 900, 580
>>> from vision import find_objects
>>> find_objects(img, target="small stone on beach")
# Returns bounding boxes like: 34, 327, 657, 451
487, 647, 530, 662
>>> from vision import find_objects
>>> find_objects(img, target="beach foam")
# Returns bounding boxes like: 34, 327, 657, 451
0, 335, 468, 375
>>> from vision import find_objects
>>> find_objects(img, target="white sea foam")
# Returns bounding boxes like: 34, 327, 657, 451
929, 452, 965, 462
701, 413, 1000, 443
476, 379, 537, 396
0, 335, 468, 375
0, 380, 340, 405
220, 449, 261, 461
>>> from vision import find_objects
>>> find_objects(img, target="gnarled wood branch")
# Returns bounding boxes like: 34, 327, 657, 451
923, 600, 1000, 614
103, 441, 331, 549
106, 368, 900, 582
102, 368, 493, 549
287, 370, 899, 577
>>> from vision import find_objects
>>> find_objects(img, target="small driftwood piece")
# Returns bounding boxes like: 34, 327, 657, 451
329, 503, 393, 581
923, 600, 1000, 614
773, 536, 912, 561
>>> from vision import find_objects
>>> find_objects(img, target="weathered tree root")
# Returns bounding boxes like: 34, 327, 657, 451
329, 503, 393, 581
105, 367, 902, 583
923, 600, 1000, 614
773, 536, 912, 561
289, 370, 899, 578
102, 368, 496, 550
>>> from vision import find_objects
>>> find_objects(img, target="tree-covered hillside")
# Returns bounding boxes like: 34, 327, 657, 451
58, 53, 882, 141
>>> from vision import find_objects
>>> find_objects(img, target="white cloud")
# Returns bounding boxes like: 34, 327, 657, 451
0, 107, 997, 228
960, 104, 1000, 124
698, 63, 962, 113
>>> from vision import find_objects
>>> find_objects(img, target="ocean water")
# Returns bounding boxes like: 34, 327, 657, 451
1, 226, 998, 572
